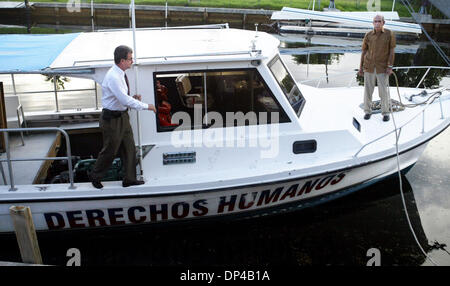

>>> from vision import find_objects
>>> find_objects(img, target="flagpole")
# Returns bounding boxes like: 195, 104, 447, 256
130, 0, 144, 179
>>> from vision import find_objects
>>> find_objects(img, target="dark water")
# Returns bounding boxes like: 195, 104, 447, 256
0, 34, 449, 270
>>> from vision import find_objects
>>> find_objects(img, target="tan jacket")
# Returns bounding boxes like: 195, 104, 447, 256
362, 28, 396, 73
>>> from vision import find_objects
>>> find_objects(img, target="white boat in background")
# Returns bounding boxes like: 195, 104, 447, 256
0, 24, 448, 233
272, 7, 422, 38
272, 9, 401, 21
275, 34, 420, 55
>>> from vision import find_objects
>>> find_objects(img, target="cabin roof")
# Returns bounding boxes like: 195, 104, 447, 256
50, 28, 280, 70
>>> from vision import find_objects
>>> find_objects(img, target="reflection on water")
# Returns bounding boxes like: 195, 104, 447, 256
405, 126, 450, 266
283, 39, 450, 88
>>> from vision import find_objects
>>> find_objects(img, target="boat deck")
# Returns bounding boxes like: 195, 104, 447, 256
0, 83, 448, 199
0, 132, 58, 186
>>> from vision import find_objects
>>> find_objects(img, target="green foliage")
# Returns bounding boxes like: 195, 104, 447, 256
43, 75, 71, 90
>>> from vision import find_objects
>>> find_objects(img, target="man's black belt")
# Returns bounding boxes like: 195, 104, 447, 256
102, 108, 127, 120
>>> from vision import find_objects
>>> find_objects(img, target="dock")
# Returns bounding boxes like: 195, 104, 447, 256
0, 2, 449, 39
0, 2, 274, 32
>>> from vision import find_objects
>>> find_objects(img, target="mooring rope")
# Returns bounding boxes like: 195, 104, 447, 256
389, 71, 439, 266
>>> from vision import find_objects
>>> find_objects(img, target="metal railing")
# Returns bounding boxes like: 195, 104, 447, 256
0, 127, 76, 191
97, 23, 230, 32
299, 66, 450, 89
16, 105, 27, 146
353, 66, 449, 158
299, 71, 359, 88
353, 90, 445, 157
392, 66, 450, 88
5, 74, 99, 112
72, 50, 263, 67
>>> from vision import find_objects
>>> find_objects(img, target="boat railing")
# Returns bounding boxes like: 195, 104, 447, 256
392, 66, 450, 88
298, 65, 450, 89
299, 71, 358, 88
353, 66, 449, 158
97, 23, 230, 32
72, 50, 263, 67
0, 127, 76, 191
5, 74, 99, 112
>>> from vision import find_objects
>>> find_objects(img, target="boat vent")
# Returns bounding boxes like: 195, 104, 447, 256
163, 151, 196, 165
293, 140, 317, 154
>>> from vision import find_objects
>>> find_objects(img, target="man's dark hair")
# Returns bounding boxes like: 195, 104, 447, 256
114, 45, 133, 64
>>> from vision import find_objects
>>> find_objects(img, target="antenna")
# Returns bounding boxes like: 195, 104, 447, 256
130, 0, 145, 179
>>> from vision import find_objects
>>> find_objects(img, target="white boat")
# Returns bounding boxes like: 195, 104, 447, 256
0, 25, 448, 233
272, 9, 401, 21
272, 7, 422, 38
275, 34, 420, 55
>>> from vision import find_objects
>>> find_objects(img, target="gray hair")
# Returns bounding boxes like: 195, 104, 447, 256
114, 45, 133, 64
374, 14, 385, 22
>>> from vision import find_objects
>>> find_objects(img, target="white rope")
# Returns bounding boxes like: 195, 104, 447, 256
389, 72, 439, 266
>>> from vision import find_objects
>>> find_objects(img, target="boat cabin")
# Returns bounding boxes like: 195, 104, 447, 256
45, 25, 313, 183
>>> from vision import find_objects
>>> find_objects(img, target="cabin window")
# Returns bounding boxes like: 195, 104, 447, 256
154, 68, 290, 132
268, 56, 306, 117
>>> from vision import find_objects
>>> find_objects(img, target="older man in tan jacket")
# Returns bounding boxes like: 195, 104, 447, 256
358, 14, 396, 122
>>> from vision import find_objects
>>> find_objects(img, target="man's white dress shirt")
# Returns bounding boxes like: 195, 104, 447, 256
101, 64, 149, 111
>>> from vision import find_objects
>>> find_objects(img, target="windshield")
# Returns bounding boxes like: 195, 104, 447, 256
268, 56, 305, 116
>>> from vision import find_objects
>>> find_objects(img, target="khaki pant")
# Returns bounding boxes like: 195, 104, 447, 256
91, 112, 137, 182
364, 69, 391, 116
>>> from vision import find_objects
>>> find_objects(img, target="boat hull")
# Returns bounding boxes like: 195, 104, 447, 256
0, 142, 427, 233
278, 25, 420, 40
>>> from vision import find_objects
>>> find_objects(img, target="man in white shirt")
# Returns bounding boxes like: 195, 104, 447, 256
90, 45, 156, 189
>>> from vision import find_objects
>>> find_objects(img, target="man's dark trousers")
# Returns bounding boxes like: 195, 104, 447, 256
91, 111, 136, 182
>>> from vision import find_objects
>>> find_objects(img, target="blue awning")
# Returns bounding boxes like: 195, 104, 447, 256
0, 33, 80, 73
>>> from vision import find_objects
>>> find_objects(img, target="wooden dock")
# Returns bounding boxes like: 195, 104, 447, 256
1, 3, 449, 40
0, 2, 275, 32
